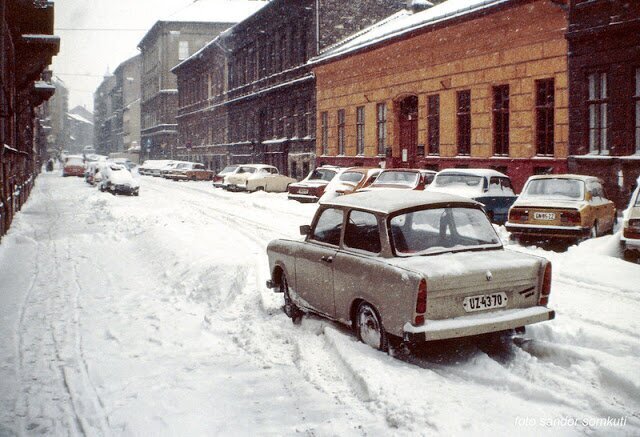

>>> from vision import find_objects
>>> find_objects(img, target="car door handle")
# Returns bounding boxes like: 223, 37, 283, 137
321, 255, 333, 263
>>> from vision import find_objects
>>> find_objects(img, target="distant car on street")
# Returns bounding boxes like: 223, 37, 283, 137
621, 181, 640, 259
225, 164, 296, 192
62, 155, 85, 177
164, 162, 213, 181
427, 168, 516, 224
139, 160, 171, 176
98, 163, 140, 196
287, 166, 343, 203
506, 174, 616, 241
266, 190, 555, 352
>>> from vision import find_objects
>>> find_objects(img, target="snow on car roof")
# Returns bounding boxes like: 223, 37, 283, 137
526, 174, 601, 182
436, 168, 509, 178
322, 189, 481, 214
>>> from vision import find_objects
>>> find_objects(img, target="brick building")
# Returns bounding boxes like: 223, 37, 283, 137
0, 0, 59, 240
93, 73, 116, 155
137, 0, 260, 161
566, 0, 640, 207
173, 0, 408, 179
67, 105, 94, 153
311, 0, 570, 192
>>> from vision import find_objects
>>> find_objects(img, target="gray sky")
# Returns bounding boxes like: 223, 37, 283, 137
51, 0, 193, 111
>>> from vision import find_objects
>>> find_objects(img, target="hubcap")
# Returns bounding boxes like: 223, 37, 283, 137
358, 307, 381, 349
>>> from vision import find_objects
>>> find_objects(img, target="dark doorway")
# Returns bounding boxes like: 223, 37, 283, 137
398, 95, 418, 167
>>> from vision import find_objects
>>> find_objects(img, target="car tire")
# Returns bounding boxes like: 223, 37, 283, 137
355, 302, 388, 352
280, 273, 302, 324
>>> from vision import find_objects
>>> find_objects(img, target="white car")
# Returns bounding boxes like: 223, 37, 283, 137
225, 164, 296, 192
98, 163, 140, 196
212, 165, 240, 188
621, 179, 640, 259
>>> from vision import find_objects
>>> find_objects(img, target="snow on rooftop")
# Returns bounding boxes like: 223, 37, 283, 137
314, 0, 507, 63
67, 112, 94, 125
163, 0, 268, 24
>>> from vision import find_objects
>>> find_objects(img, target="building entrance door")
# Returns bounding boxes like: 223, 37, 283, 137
398, 95, 418, 167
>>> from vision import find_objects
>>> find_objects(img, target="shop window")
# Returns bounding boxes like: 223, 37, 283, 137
427, 95, 440, 155
356, 106, 365, 155
457, 90, 471, 155
588, 72, 608, 154
493, 85, 509, 156
376, 103, 387, 155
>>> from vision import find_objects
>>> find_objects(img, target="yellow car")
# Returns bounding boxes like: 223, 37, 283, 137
621, 182, 640, 259
506, 174, 616, 241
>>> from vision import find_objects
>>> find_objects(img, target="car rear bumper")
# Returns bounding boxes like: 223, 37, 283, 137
621, 236, 640, 251
227, 184, 247, 192
505, 222, 590, 238
403, 306, 555, 342
287, 193, 320, 202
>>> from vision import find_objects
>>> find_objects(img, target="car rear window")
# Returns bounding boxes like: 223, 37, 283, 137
339, 171, 365, 184
523, 178, 584, 199
309, 169, 337, 181
434, 174, 483, 188
374, 171, 419, 185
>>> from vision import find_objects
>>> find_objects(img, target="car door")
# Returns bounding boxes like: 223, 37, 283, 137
294, 207, 342, 317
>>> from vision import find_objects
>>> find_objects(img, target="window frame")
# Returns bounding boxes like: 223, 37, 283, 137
457, 90, 471, 155
356, 106, 365, 155
337, 109, 346, 155
376, 103, 387, 156
492, 84, 510, 156
587, 71, 609, 155
535, 78, 555, 156
320, 111, 328, 155
427, 94, 440, 155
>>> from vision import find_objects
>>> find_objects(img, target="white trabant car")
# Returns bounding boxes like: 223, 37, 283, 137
621, 181, 640, 258
266, 190, 555, 352
225, 164, 296, 192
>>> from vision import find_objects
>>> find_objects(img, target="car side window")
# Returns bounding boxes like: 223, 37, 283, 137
344, 210, 381, 254
311, 208, 343, 246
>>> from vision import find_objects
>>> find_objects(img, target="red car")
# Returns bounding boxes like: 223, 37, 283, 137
62, 156, 85, 177
287, 166, 343, 203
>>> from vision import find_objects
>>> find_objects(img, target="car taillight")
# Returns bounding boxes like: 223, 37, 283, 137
540, 263, 552, 306
560, 210, 581, 225
509, 208, 529, 222
624, 219, 640, 239
415, 278, 427, 325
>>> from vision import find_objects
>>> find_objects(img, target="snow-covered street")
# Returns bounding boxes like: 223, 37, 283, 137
1, 173, 638, 436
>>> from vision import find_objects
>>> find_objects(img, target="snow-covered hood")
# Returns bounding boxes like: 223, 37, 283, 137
512, 197, 586, 210
109, 171, 139, 187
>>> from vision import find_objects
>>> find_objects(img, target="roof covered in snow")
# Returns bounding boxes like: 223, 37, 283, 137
163, 0, 268, 24
311, 0, 508, 64
67, 112, 94, 125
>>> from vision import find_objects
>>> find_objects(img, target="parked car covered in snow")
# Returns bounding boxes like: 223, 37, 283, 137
139, 160, 171, 176
62, 155, 85, 177
620, 179, 640, 257
359, 168, 435, 192
164, 162, 213, 181
212, 165, 239, 188
287, 165, 343, 203
266, 190, 555, 351
225, 164, 296, 192
621, 181, 640, 258
319, 167, 382, 203
98, 163, 140, 196
426, 169, 516, 224
506, 174, 616, 241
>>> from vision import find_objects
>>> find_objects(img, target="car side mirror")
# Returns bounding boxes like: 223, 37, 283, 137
300, 225, 311, 236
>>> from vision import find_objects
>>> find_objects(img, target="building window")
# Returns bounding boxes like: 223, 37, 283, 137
588, 72, 608, 154
635, 68, 640, 154
427, 94, 440, 155
337, 109, 345, 155
356, 106, 365, 155
457, 90, 471, 155
493, 85, 510, 156
536, 79, 555, 156
178, 41, 189, 60
376, 103, 387, 155
321, 111, 328, 155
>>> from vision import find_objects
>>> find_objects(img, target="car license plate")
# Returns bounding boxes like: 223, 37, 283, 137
463, 292, 507, 312
534, 212, 556, 220
298, 189, 308, 195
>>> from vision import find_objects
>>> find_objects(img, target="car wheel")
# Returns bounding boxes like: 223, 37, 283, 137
280, 273, 302, 324
355, 302, 388, 352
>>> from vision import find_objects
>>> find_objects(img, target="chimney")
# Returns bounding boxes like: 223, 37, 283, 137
407, 0, 434, 14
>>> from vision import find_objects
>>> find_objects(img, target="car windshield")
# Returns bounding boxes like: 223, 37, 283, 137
373, 171, 418, 186
308, 169, 337, 181
389, 207, 501, 256
434, 174, 483, 188
220, 166, 238, 174
339, 171, 364, 184
522, 178, 584, 200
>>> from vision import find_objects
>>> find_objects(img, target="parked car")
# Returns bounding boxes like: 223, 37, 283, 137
287, 165, 343, 202
111, 158, 136, 171
225, 164, 296, 192
164, 162, 213, 181
266, 190, 554, 352
506, 174, 616, 241
427, 169, 516, 224
319, 167, 382, 203
360, 168, 435, 191
212, 165, 240, 188
139, 160, 171, 176
621, 180, 640, 259
98, 163, 140, 196
62, 155, 85, 177
160, 161, 184, 178
84, 160, 106, 185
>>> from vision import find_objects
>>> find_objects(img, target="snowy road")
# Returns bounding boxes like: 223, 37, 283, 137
0, 173, 638, 436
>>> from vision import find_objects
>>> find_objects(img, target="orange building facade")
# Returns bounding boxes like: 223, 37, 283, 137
312, 0, 570, 192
